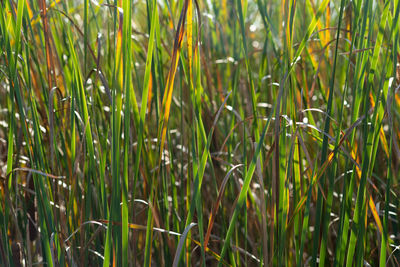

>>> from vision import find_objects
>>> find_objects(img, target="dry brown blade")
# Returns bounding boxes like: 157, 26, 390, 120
219, 115, 254, 152
339, 47, 374, 56
297, 131, 314, 184
311, 27, 351, 37
193, 0, 201, 40
149, 197, 176, 253
186, 93, 233, 261
191, 239, 232, 266
39, 0, 56, 89
200, 46, 217, 101
5, 167, 65, 181
150, 5, 195, 259
157, 0, 189, 172
220, 115, 276, 154
204, 164, 243, 248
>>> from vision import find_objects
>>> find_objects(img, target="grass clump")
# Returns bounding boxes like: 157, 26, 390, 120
0, 0, 400, 266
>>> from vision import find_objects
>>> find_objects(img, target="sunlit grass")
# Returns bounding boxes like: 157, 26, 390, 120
0, 0, 399, 266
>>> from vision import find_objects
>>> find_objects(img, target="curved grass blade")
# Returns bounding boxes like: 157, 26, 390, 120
173, 223, 197, 267
217, 114, 272, 266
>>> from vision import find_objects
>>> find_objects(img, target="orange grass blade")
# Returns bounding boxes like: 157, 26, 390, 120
158, 0, 189, 163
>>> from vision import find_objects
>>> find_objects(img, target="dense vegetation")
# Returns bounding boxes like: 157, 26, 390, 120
0, 0, 399, 266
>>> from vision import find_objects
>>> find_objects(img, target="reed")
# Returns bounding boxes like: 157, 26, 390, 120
0, 0, 399, 266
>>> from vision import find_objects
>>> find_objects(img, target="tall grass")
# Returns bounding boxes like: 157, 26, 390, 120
0, 0, 399, 266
